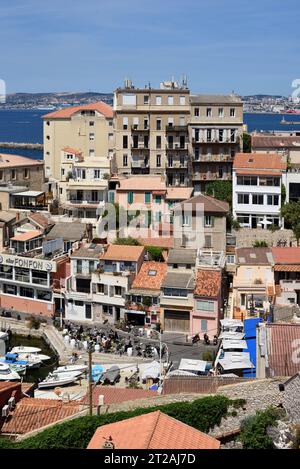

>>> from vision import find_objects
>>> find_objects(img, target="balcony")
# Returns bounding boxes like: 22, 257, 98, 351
131, 160, 149, 169
165, 125, 188, 133
192, 172, 232, 181
280, 279, 300, 291
131, 126, 150, 132
165, 160, 188, 169
166, 143, 189, 151
192, 154, 234, 163
131, 143, 149, 151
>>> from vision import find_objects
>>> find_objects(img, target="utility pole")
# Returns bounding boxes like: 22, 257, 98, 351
87, 342, 94, 416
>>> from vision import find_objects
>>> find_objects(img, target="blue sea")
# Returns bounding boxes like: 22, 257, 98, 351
0, 110, 300, 161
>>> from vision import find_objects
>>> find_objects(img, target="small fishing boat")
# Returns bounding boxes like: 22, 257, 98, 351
0, 353, 28, 376
11, 346, 41, 354
55, 364, 88, 374
38, 371, 82, 389
0, 362, 21, 381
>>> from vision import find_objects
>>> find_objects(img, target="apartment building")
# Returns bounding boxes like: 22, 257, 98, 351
232, 152, 287, 229
272, 247, 300, 307
189, 95, 243, 193
0, 154, 44, 192
42, 101, 114, 187
113, 80, 190, 186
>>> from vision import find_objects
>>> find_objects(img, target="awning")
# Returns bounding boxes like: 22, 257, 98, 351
235, 169, 282, 176
218, 352, 254, 371
179, 358, 207, 373
222, 340, 248, 350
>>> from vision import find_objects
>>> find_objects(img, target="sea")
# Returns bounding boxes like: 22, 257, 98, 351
1, 109, 300, 160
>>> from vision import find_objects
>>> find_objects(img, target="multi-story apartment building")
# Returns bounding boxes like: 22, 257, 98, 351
232, 152, 287, 229
42, 101, 114, 190
113, 80, 190, 186
272, 247, 300, 307
189, 95, 243, 193
0, 154, 44, 192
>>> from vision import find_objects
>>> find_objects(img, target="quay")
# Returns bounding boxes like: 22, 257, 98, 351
0, 142, 43, 150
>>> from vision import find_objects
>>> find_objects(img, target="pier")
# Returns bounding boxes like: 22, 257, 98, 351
0, 142, 43, 150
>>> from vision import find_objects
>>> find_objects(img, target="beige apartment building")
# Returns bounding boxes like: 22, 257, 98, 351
113, 80, 191, 186
189, 94, 243, 193
43, 101, 114, 184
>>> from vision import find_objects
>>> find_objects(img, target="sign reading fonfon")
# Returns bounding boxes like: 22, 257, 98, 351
0, 254, 56, 272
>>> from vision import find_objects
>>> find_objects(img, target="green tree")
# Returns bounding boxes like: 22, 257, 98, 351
281, 201, 300, 244
113, 237, 141, 246
253, 240, 268, 247
242, 132, 252, 153
281, 184, 286, 206
205, 180, 232, 205
146, 245, 164, 261
239, 407, 280, 449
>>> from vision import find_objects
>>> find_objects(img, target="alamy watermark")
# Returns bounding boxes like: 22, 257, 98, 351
0, 79, 6, 103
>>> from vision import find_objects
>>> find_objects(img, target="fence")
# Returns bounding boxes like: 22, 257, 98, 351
162, 376, 253, 395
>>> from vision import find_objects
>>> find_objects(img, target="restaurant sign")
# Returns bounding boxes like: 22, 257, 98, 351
0, 254, 57, 272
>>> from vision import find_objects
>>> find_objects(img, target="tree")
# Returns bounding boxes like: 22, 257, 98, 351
113, 237, 141, 246
281, 201, 300, 244
293, 223, 300, 246
253, 240, 268, 247
146, 246, 164, 261
205, 180, 232, 205
242, 132, 252, 153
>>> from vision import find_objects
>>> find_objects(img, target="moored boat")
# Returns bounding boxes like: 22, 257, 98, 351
0, 362, 21, 381
38, 371, 82, 389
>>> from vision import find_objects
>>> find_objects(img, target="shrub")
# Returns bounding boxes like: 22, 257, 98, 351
146, 245, 164, 261
26, 316, 41, 330
253, 240, 268, 248
202, 351, 214, 362
113, 237, 141, 246
239, 407, 280, 449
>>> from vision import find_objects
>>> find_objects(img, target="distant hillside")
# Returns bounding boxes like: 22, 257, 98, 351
0, 92, 114, 109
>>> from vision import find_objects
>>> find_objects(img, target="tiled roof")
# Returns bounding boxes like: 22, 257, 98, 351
46, 222, 86, 241
274, 265, 300, 272
236, 247, 273, 265
265, 323, 300, 377
81, 386, 157, 407
28, 212, 52, 230
62, 146, 83, 155
101, 244, 145, 262
162, 271, 194, 289
11, 230, 43, 242
1, 398, 80, 434
272, 247, 300, 264
117, 176, 166, 192
166, 187, 194, 200
233, 152, 286, 171
70, 244, 104, 259
176, 193, 229, 214
87, 410, 220, 449
43, 101, 113, 119
138, 237, 174, 249
190, 94, 242, 105
194, 269, 221, 297
131, 261, 167, 291
235, 169, 283, 176
167, 248, 197, 265
0, 154, 43, 168
252, 135, 300, 149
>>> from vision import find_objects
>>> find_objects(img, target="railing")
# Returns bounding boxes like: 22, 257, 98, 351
166, 143, 188, 151
165, 125, 188, 132
280, 279, 300, 290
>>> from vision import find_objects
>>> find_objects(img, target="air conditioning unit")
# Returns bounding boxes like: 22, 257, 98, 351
8, 396, 15, 410
2, 405, 9, 417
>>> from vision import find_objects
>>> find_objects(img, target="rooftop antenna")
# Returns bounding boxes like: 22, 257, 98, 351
182, 74, 188, 88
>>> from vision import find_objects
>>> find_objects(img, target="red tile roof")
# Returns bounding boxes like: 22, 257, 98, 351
101, 244, 145, 262
272, 247, 300, 264
233, 152, 286, 171
1, 398, 80, 435
138, 237, 174, 249
81, 386, 157, 407
131, 261, 167, 291
11, 230, 43, 242
194, 269, 221, 297
87, 410, 220, 449
117, 176, 166, 192
265, 323, 300, 377
252, 135, 300, 149
43, 101, 113, 119
274, 265, 300, 272
62, 147, 83, 155
28, 212, 52, 230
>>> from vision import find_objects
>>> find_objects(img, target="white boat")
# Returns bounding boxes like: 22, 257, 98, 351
11, 346, 41, 354
0, 362, 21, 381
17, 353, 51, 362
38, 372, 82, 389
55, 364, 87, 374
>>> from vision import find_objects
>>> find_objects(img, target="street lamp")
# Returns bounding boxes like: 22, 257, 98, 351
87, 341, 95, 416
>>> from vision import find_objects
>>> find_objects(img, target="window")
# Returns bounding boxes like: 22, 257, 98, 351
207, 129, 212, 142
168, 96, 174, 105
218, 167, 223, 178
179, 117, 185, 126
108, 133, 113, 141
32, 270, 48, 285
115, 286, 122, 296
122, 94, 136, 105
11, 169, 16, 180
94, 170, 101, 179
3, 284, 17, 295
154, 195, 162, 204
37, 290, 52, 301
226, 254, 235, 264
204, 235, 212, 248
123, 135, 128, 148
156, 136, 161, 149
201, 319, 208, 332
24, 168, 29, 179
219, 129, 224, 142
89, 133, 95, 141
148, 270, 157, 276
85, 304, 92, 319
194, 107, 199, 117
180, 173, 185, 184
123, 117, 128, 129
133, 135, 138, 148
76, 260, 83, 274
182, 214, 191, 226
164, 288, 187, 297
252, 194, 264, 205
132, 117, 139, 129
168, 117, 174, 127
0, 170, 3, 180
123, 154, 128, 166
145, 192, 151, 203
97, 283, 105, 294
156, 154, 161, 167
267, 195, 279, 205
206, 108, 212, 117
241, 294, 246, 306
20, 287, 34, 298
128, 191, 134, 204
237, 194, 250, 204
230, 108, 236, 117
204, 215, 213, 227
168, 156, 173, 167
89, 149, 95, 157
89, 121, 94, 126
197, 300, 214, 312
156, 96, 162, 105
156, 119, 161, 130
179, 96, 185, 105
144, 118, 149, 129
230, 129, 236, 142
236, 176, 258, 186
218, 108, 224, 117
144, 95, 149, 104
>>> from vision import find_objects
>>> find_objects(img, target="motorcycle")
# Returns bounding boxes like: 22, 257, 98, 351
192, 333, 200, 344
203, 333, 210, 345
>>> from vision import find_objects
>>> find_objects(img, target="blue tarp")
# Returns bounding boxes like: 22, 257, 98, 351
243, 317, 263, 377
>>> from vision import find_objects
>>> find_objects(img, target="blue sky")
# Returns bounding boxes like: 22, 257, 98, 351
1, 0, 300, 95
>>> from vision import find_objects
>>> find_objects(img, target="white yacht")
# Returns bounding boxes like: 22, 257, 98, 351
11, 346, 41, 354
0, 362, 21, 381
38, 371, 82, 389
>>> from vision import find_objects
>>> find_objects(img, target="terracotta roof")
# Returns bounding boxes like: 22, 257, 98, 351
62, 147, 83, 155
233, 152, 286, 171
176, 193, 229, 214
166, 187, 194, 200
43, 101, 113, 119
87, 410, 220, 449
194, 269, 221, 297
138, 237, 174, 249
117, 176, 166, 192
101, 244, 145, 262
272, 247, 300, 264
28, 212, 52, 230
0, 154, 43, 168
236, 247, 273, 265
131, 261, 167, 291
235, 169, 283, 176
1, 398, 80, 434
265, 323, 300, 377
81, 386, 157, 407
274, 264, 300, 272
252, 135, 300, 149
11, 230, 43, 242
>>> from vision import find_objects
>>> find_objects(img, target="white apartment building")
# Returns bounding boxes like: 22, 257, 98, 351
232, 153, 287, 229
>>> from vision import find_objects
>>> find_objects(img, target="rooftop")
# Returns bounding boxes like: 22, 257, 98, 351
28, 212, 52, 230
0, 154, 43, 168
167, 248, 197, 265
43, 101, 113, 119
197, 250, 226, 268
46, 222, 87, 242
175, 193, 229, 214
131, 261, 167, 291
194, 269, 221, 297
166, 187, 194, 200
11, 229, 43, 242
70, 243, 104, 259
162, 271, 194, 289
62, 146, 83, 155
0, 211, 16, 223
87, 410, 220, 449
262, 323, 300, 376
233, 152, 286, 171
271, 247, 300, 264
190, 94, 242, 105
117, 175, 166, 192
252, 135, 300, 148
236, 247, 274, 265
81, 386, 157, 407
101, 244, 145, 262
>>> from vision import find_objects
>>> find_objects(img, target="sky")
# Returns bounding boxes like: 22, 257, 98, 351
1, 0, 300, 95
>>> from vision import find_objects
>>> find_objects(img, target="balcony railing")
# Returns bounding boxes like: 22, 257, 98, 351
166, 143, 188, 151
165, 125, 188, 132
165, 161, 188, 168
192, 172, 232, 181
280, 279, 300, 290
